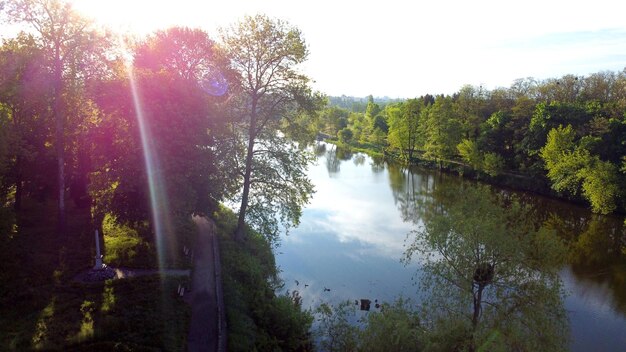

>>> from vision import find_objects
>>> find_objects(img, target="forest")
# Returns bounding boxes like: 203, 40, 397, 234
319, 73, 626, 215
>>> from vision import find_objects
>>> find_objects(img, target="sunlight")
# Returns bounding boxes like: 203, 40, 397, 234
122, 45, 175, 273
72, 301, 95, 342
70, 0, 175, 35
69, 0, 236, 35
31, 299, 55, 349
100, 282, 115, 313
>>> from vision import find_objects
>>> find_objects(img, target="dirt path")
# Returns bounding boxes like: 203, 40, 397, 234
186, 216, 226, 352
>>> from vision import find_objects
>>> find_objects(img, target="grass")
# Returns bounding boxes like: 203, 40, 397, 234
3, 276, 190, 351
0, 198, 191, 351
101, 214, 157, 269
101, 213, 195, 270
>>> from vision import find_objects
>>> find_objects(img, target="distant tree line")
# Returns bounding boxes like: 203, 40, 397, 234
319, 73, 626, 214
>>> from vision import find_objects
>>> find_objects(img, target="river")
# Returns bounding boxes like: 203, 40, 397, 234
276, 143, 626, 351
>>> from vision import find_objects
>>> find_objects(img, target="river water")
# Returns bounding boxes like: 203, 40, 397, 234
276, 143, 626, 351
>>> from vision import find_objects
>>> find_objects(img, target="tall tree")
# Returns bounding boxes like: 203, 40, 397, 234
0, 34, 52, 211
387, 99, 422, 162
221, 14, 319, 242
90, 27, 235, 232
423, 96, 461, 163
3, 0, 101, 233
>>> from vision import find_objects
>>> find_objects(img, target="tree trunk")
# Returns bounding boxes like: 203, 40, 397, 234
54, 47, 66, 235
472, 284, 483, 328
470, 283, 485, 352
235, 99, 258, 242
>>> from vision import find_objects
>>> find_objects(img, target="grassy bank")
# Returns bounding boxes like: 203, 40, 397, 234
0, 199, 191, 351
213, 206, 313, 351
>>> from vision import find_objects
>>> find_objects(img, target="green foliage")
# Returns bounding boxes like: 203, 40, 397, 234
359, 298, 423, 352
387, 99, 422, 161
578, 159, 620, 214
457, 139, 482, 169
404, 184, 568, 351
365, 96, 381, 121
215, 206, 313, 351
457, 139, 504, 177
423, 96, 462, 160
101, 214, 156, 269
244, 134, 316, 245
0, 33, 54, 211
92, 68, 227, 225
0, 203, 16, 238
319, 106, 350, 135
15, 276, 190, 351
326, 70, 626, 214
134, 26, 229, 83
4, 0, 112, 231
0, 107, 15, 235
338, 127, 354, 144
481, 152, 504, 177
541, 125, 621, 213
314, 298, 424, 352
347, 112, 366, 143
315, 301, 359, 352
221, 14, 319, 241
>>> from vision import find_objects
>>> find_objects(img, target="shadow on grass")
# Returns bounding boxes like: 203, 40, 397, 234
0, 199, 191, 351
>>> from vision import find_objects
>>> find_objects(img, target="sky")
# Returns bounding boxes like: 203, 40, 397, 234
6, 0, 626, 98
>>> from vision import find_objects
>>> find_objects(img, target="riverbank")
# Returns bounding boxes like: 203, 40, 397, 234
212, 206, 314, 351
321, 137, 598, 210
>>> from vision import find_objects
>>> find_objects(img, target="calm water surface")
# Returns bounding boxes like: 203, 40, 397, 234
276, 143, 626, 351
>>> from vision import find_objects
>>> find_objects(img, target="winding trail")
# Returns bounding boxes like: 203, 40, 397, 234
186, 216, 226, 352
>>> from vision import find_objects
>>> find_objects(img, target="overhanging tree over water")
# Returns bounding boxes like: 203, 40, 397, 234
221, 14, 321, 243
403, 184, 568, 351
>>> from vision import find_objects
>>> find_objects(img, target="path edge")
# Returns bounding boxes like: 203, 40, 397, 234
211, 220, 227, 352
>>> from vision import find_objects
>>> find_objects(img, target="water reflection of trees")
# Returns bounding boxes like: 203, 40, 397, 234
324, 144, 352, 175
387, 163, 444, 224
388, 161, 626, 319
370, 156, 385, 174
543, 212, 626, 315
404, 185, 568, 351
353, 154, 365, 166
314, 142, 327, 157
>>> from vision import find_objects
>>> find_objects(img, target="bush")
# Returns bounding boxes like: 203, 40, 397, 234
102, 214, 156, 269
338, 128, 354, 144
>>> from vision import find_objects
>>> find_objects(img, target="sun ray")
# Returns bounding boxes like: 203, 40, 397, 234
122, 41, 174, 273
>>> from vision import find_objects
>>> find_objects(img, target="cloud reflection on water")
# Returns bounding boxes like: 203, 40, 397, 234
278, 143, 626, 350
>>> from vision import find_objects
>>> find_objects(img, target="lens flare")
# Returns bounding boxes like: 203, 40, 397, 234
124, 59, 175, 273
200, 70, 228, 96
